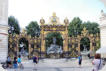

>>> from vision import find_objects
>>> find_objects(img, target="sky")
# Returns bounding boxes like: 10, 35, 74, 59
8, 0, 106, 28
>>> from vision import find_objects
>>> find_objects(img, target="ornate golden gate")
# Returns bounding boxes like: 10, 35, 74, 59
68, 27, 100, 57
8, 30, 41, 59
40, 13, 69, 57
8, 13, 100, 58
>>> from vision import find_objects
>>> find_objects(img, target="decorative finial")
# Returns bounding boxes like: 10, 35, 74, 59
40, 17, 45, 24
53, 12, 56, 17
64, 17, 69, 24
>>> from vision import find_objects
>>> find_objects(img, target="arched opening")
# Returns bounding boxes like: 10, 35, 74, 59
80, 37, 90, 55
45, 32, 63, 58
18, 37, 29, 56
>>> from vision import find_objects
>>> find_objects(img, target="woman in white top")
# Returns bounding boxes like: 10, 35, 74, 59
92, 53, 103, 71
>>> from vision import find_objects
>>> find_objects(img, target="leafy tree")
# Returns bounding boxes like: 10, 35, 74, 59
80, 37, 90, 51
8, 16, 20, 34
45, 32, 63, 49
82, 21, 100, 34
68, 17, 82, 37
68, 17, 100, 51
82, 22, 100, 50
26, 21, 40, 37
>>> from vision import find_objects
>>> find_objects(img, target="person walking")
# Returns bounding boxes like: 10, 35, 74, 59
92, 53, 103, 71
78, 54, 82, 67
33, 55, 38, 64
33, 55, 38, 70
13, 56, 18, 69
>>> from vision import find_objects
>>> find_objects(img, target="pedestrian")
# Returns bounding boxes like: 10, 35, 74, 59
33, 55, 38, 69
92, 53, 103, 71
78, 54, 82, 67
13, 56, 18, 69
7, 55, 12, 68
33, 55, 38, 64
17, 55, 21, 68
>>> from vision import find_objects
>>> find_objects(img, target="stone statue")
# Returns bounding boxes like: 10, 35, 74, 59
53, 37, 56, 44
19, 42, 26, 56
47, 37, 63, 54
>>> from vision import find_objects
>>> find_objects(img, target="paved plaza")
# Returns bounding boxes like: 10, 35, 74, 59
6, 57, 93, 71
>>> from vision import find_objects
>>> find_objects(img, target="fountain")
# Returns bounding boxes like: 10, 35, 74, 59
47, 37, 63, 58
81, 45, 90, 59
19, 42, 28, 57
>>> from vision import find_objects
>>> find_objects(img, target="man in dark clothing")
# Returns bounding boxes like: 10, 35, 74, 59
33, 55, 38, 64
78, 55, 82, 66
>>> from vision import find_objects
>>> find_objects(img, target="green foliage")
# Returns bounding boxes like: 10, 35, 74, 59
80, 37, 90, 51
8, 16, 20, 34
68, 17, 82, 37
68, 17, 100, 37
26, 21, 40, 37
95, 40, 100, 51
82, 21, 100, 34
45, 32, 63, 49
68, 17, 100, 51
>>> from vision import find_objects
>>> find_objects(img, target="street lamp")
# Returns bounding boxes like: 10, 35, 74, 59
9, 26, 14, 34
8, 26, 16, 57
34, 29, 41, 58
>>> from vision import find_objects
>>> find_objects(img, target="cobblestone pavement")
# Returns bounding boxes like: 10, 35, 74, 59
6, 58, 93, 71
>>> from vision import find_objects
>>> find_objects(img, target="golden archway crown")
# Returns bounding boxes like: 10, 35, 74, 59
53, 12, 56, 17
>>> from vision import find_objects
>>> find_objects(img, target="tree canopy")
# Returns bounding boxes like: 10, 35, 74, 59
68, 17, 83, 37
68, 17, 100, 37
68, 17, 100, 50
82, 21, 100, 34
8, 16, 20, 34
26, 21, 40, 37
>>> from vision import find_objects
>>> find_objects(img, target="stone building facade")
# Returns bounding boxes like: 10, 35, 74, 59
0, 0, 8, 62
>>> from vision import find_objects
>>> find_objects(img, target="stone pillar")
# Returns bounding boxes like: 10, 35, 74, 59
40, 18, 45, 56
41, 36, 45, 52
62, 32, 69, 58
100, 10, 106, 48
63, 17, 69, 53
99, 10, 106, 57
63, 34, 68, 52
0, 0, 8, 62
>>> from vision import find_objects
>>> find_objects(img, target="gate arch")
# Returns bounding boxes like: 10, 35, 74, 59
77, 27, 95, 56
8, 13, 100, 58
40, 13, 69, 57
